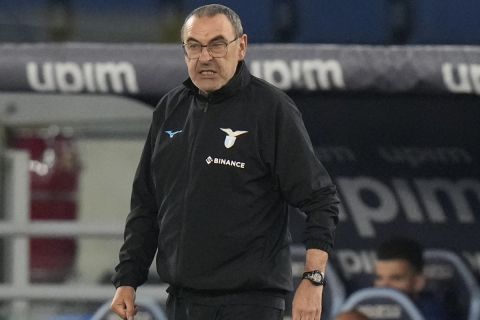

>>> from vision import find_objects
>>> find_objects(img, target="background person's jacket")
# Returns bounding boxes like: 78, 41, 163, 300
112, 61, 339, 294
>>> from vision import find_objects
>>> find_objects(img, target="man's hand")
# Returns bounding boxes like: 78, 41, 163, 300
110, 286, 137, 320
292, 279, 324, 320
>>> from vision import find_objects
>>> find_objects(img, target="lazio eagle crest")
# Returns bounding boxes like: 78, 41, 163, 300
220, 128, 248, 148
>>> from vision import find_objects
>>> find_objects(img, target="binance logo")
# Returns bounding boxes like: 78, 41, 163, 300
206, 156, 245, 169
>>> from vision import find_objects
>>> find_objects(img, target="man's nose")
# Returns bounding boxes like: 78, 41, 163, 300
198, 46, 212, 61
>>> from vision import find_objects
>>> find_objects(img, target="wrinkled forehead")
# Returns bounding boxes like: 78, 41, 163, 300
183, 14, 236, 43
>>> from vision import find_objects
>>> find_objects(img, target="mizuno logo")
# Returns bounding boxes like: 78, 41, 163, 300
220, 128, 248, 148
165, 130, 182, 138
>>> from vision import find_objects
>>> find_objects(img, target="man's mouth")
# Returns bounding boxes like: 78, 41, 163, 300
199, 70, 216, 76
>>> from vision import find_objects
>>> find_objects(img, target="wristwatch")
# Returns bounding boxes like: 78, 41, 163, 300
302, 270, 326, 286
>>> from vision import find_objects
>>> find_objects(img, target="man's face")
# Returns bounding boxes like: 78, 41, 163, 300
374, 259, 425, 296
182, 14, 247, 94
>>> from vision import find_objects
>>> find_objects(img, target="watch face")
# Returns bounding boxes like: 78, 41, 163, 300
311, 272, 323, 283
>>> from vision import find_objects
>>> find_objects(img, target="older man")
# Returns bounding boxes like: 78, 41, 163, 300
110, 4, 339, 320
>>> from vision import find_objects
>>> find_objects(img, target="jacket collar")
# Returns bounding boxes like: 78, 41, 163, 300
183, 61, 251, 103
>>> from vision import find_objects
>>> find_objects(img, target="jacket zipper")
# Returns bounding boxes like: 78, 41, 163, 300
175, 98, 208, 286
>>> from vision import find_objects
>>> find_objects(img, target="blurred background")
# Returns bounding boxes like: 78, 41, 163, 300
0, 0, 480, 44
0, 1, 479, 320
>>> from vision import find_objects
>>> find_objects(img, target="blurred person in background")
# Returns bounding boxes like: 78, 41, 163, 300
374, 237, 448, 320
110, 3, 339, 320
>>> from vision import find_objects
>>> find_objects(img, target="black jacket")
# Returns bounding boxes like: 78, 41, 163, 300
113, 61, 339, 293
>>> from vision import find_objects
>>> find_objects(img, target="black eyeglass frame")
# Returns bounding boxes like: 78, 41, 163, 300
182, 37, 239, 59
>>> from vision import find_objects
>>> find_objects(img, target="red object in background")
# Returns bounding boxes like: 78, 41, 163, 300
9, 127, 81, 283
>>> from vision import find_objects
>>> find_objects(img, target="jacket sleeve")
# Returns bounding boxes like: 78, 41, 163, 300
271, 96, 339, 254
112, 120, 159, 289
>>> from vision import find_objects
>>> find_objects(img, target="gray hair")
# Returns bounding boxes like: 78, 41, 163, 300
181, 4, 243, 41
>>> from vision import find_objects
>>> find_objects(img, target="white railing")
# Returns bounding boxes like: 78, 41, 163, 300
0, 150, 167, 319
0, 221, 125, 238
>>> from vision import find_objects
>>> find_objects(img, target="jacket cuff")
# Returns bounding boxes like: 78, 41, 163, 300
112, 277, 139, 290
111, 262, 144, 290
303, 240, 332, 255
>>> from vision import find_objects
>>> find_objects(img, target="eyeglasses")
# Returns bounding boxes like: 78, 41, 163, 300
182, 37, 238, 59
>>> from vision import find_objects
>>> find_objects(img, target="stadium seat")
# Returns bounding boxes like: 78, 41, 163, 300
288, 245, 346, 320
294, 0, 389, 44
90, 298, 167, 320
339, 287, 425, 320
410, 0, 480, 44
423, 249, 480, 320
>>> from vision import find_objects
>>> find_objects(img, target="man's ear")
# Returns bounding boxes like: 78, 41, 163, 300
238, 34, 248, 60
413, 274, 426, 293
